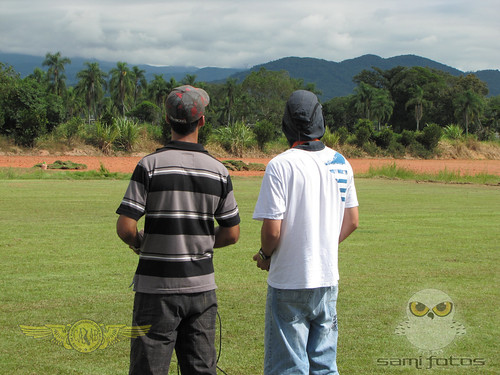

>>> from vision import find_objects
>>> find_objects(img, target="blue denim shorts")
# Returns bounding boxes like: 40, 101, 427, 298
265, 285, 339, 375
129, 290, 218, 375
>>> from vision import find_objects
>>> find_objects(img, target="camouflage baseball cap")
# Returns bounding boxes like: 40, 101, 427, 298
166, 85, 210, 124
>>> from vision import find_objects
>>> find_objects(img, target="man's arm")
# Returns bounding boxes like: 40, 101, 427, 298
253, 219, 282, 271
116, 215, 143, 253
260, 219, 282, 256
214, 225, 240, 248
339, 206, 359, 244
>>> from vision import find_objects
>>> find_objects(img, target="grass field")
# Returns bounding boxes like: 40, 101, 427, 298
0, 175, 498, 374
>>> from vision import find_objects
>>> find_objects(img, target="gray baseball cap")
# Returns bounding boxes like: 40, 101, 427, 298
282, 90, 325, 145
166, 85, 210, 124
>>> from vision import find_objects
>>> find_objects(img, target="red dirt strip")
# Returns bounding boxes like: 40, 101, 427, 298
0, 156, 499, 176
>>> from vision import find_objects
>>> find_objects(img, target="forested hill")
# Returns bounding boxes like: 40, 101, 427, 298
233, 55, 500, 99
0, 52, 242, 87
1, 52, 499, 100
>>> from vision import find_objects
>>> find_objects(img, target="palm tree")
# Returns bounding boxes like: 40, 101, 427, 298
371, 90, 394, 130
42, 52, 71, 96
181, 74, 197, 86
76, 62, 107, 124
147, 74, 169, 113
109, 62, 133, 116
131, 66, 147, 106
454, 89, 485, 136
405, 85, 424, 131
224, 78, 238, 125
29, 67, 47, 85
354, 82, 375, 120
166, 77, 178, 93
405, 86, 430, 131
64, 86, 85, 118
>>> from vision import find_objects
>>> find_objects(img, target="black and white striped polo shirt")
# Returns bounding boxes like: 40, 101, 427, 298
116, 141, 240, 294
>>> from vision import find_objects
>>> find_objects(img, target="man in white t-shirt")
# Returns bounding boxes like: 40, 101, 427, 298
252, 90, 359, 375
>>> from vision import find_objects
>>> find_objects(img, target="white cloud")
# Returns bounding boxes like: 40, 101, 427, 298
0, 0, 498, 71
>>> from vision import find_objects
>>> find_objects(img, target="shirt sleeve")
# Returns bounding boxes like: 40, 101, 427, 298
253, 167, 286, 221
214, 175, 241, 227
344, 162, 359, 208
344, 178, 359, 208
115, 162, 149, 221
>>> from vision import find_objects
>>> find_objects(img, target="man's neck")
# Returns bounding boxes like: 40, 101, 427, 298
171, 130, 199, 143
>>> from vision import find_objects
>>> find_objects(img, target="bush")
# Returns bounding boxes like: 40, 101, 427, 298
322, 126, 341, 148
408, 141, 432, 159
362, 141, 381, 156
161, 117, 171, 143
387, 139, 405, 158
1, 78, 47, 147
339, 144, 363, 158
478, 127, 497, 141
55, 117, 84, 146
253, 120, 277, 150
115, 118, 140, 152
198, 121, 212, 145
354, 119, 373, 147
265, 135, 289, 154
443, 124, 463, 140
400, 130, 417, 147
88, 121, 119, 154
127, 101, 161, 124
213, 121, 254, 157
44, 93, 66, 132
143, 122, 163, 143
335, 126, 350, 145
373, 128, 395, 148
417, 123, 443, 151
100, 111, 114, 127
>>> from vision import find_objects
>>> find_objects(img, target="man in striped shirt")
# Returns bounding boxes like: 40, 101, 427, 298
116, 85, 240, 375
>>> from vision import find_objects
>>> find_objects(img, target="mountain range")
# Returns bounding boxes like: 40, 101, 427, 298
1, 52, 499, 101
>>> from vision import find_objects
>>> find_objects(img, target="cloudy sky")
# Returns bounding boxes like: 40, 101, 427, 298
1, 0, 498, 72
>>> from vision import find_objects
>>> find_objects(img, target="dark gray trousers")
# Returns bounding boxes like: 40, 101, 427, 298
129, 290, 218, 375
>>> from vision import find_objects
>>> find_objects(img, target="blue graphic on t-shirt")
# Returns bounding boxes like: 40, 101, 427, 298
326, 152, 349, 202
326, 152, 346, 166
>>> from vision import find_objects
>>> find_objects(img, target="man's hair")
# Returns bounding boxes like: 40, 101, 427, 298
169, 118, 200, 136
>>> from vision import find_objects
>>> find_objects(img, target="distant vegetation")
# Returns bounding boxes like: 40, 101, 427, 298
0, 52, 499, 159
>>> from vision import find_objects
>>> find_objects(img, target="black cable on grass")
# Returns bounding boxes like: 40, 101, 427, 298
216, 311, 228, 375
177, 311, 228, 375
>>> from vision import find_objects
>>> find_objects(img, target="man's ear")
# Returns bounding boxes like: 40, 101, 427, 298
198, 115, 205, 128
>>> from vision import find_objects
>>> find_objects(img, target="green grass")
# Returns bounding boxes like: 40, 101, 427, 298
361, 163, 500, 185
0, 177, 498, 374
0, 167, 131, 180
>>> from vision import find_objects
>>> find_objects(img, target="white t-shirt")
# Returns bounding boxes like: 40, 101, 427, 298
253, 146, 358, 289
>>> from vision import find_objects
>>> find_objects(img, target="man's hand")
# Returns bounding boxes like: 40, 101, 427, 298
129, 229, 144, 254
252, 252, 271, 271
117, 215, 143, 255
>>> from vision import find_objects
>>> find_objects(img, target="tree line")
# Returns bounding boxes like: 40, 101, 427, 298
1, 51, 499, 156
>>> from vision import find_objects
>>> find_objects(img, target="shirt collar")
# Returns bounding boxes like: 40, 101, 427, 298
292, 140, 326, 151
156, 140, 208, 154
